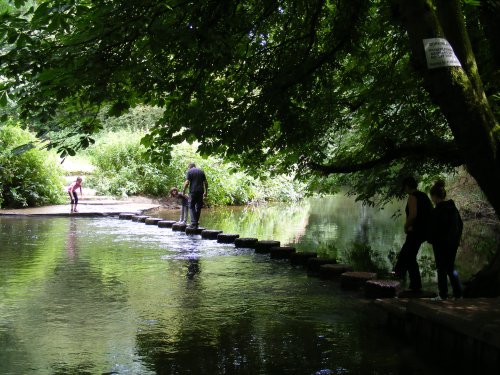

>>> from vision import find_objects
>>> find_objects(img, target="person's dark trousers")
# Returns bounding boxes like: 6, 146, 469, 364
189, 191, 204, 226
394, 232, 424, 291
433, 245, 462, 299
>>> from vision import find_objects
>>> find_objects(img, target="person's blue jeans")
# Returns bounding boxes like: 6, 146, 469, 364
433, 245, 462, 299
189, 191, 204, 226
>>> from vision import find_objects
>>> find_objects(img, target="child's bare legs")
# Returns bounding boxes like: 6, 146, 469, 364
69, 191, 78, 212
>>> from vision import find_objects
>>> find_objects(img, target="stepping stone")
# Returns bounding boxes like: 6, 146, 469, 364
318, 264, 353, 279
290, 252, 317, 266
217, 233, 240, 244
365, 279, 401, 299
307, 258, 338, 276
397, 290, 437, 299
158, 220, 176, 228
340, 271, 377, 290
137, 216, 150, 223
185, 227, 205, 235
255, 240, 281, 254
132, 215, 149, 222
172, 222, 187, 231
270, 247, 296, 259
145, 218, 162, 225
201, 230, 223, 240
234, 237, 259, 249
119, 213, 134, 220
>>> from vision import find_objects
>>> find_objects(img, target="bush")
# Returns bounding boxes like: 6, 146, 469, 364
86, 130, 305, 205
0, 124, 65, 208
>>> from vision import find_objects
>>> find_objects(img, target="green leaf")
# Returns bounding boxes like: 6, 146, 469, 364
0, 91, 8, 107
14, 0, 28, 9
140, 133, 153, 148
108, 101, 131, 117
16, 33, 29, 47
7, 30, 18, 44
37, 69, 61, 82
32, 3, 49, 20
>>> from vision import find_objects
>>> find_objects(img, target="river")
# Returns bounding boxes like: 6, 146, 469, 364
0, 195, 495, 374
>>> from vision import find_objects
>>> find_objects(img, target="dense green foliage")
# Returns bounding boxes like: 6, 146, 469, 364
0, 124, 65, 208
86, 130, 305, 205
0, 0, 497, 205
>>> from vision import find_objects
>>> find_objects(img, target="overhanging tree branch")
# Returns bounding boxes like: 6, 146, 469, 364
309, 141, 463, 174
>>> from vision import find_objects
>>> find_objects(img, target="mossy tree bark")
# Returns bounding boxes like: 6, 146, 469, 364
395, 0, 500, 296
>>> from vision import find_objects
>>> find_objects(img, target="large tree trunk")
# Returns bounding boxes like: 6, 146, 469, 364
394, 0, 500, 296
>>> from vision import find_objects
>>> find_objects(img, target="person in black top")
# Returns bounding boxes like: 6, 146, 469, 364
428, 180, 463, 300
183, 163, 208, 228
394, 176, 433, 292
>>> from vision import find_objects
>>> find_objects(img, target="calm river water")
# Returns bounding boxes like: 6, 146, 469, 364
0, 196, 493, 375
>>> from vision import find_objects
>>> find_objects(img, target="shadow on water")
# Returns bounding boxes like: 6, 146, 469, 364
1, 195, 497, 374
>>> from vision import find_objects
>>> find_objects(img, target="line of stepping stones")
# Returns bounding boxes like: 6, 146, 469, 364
119, 213, 401, 298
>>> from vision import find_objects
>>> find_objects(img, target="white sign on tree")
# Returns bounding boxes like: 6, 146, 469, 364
423, 38, 462, 69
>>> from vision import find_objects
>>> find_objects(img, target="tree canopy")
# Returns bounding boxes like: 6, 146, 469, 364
0, 0, 499, 203
0, 0, 482, 200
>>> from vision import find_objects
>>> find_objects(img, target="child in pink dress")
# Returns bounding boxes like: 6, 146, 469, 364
68, 177, 83, 213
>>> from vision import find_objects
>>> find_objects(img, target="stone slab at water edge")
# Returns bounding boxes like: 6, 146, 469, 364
306, 258, 338, 276
290, 252, 317, 266
132, 215, 149, 222
172, 222, 187, 231
186, 227, 205, 235
158, 220, 176, 228
269, 247, 296, 259
254, 240, 281, 254
365, 280, 401, 298
234, 238, 259, 249
340, 272, 377, 290
119, 213, 135, 220
217, 234, 240, 244
145, 218, 162, 225
318, 264, 354, 279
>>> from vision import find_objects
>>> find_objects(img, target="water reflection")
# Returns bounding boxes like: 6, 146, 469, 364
185, 258, 201, 280
0, 195, 496, 374
157, 196, 496, 281
66, 217, 77, 259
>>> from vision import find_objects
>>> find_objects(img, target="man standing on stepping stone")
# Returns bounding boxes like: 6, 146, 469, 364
183, 163, 208, 229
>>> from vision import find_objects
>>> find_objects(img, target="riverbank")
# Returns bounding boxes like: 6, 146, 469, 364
0, 195, 174, 216
375, 297, 500, 373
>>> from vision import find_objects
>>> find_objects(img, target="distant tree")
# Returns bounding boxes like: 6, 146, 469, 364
1, 0, 499, 294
